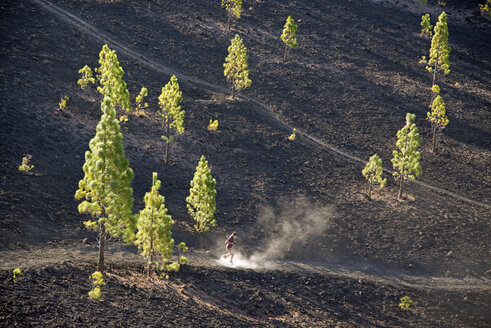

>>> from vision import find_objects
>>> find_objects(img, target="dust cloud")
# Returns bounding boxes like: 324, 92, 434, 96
216, 197, 336, 269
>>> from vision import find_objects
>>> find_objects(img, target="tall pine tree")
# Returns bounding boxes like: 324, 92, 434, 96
75, 97, 135, 272
135, 172, 174, 271
392, 113, 422, 199
186, 156, 217, 233
158, 75, 185, 164
224, 34, 252, 99
426, 12, 450, 87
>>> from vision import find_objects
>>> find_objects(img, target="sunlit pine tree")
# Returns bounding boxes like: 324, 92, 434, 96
97, 44, 132, 113
158, 75, 185, 164
221, 0, 242, 30
135, 172, 174, 272
427, 94, 449, 152
75, 97, 136, 272
425, 12, 450, 87
186, 156, 217, 233
391, 113, 422, 199
281, 16, 299, 62
362, 154, 387, 200
224, 34, 252, 99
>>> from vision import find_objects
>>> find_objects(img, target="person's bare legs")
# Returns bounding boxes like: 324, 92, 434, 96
229, 250, 234, 264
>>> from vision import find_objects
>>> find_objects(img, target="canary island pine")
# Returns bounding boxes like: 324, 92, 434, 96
97, 45, 132, 112
427, 95, 449, 152
88, 271, 105, 301
221, 0, 242, 30
187, 156, 217, 233
135, 172, 174, 272
75, 97, 136, 273
426, 12, 450, 86
158, 75, 185, 164
135, 87, 149, 116
392, 113, 422, 199
362, 154, 387, 200
420, 14, 433, 37
281, 16, 299, 61
77, 65, 95, 90
224, 34, 252, 99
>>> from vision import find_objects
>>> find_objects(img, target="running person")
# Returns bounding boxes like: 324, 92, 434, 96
222, 232, 237, 264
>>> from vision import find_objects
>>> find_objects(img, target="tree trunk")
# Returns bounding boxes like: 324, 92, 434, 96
227, 10, 231, 30
432, 63, 438, 87
367, 182, 372, 200
398, 176, 404, 199
283, 45, 288, 62
165, 120, 170, 164
431, 123, 437, 153
97, 220, 106, 273
231, 86, 235, 100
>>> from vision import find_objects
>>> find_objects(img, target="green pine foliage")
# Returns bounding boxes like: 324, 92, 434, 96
186, 156, 217, 233
399, 296, 413, 310
97, 45, 132, 112
281, 16, 299, 61
18, 154, 34, 172
77, 65, 95, 89
426, 12, 450, 85
221, 0, 242, 30
224, 34, 252, 99
12, 268, 22, 284
427, 95, 449, 152
88, 271, 105, 301
135, 172, 174, 270
392, 113, 422, 199
158, 75, 185, 164
135, 87, 149, 116
75, 97, 136, 272
362, 154, 387, 199
420, 14, 433, 37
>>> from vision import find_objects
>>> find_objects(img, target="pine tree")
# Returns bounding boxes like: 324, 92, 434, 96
281, 16, 299, 62
75, 97, 136, 273
135, 172, 174, 271
362, 154, 387, 200
97, 45, 132, 112
224, 34, 252, 99
426, 12, 450, 87
186, 156, 217, 233
427, 94, 449, 152
158, 75, 185, 164
420, 14, 433, 37
392, 113, 422, 199
221, 0, 242, 30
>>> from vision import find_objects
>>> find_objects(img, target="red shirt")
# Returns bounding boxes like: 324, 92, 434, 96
226, 235, 235, 249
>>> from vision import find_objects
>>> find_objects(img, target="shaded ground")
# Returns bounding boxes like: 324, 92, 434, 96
0, 0, 490, 326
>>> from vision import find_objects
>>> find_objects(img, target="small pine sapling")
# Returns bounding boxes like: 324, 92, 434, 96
224, 34, 252, 99
58, 96, 69, 111
427, 94, 449, 152
362, 154, 387, 199
75, 97, 136, 273
158, 75, 185, 164
135, 87, 149, 116
420, 14, 433, 37
221, 0, 242, 30
12, 268, 22, 284
479, 0, 491, 16
186, 155, 217, 233
177, 242, 189, 265
18, 154, 34, 172
391, 113, 422, 199
88, 271, 105, 301
135, 172, 175, 273
281, 16, 299, 62
288, 128, 296, 141
399, 296, 413, 310
77, 65, 95, 89
208, 119, 219, 131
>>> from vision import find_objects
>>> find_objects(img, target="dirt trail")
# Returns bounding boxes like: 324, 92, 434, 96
2, 244, 490, 293
30, 0, 490, 211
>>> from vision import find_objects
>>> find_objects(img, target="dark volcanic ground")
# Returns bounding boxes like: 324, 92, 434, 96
0, 0, 490, 326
